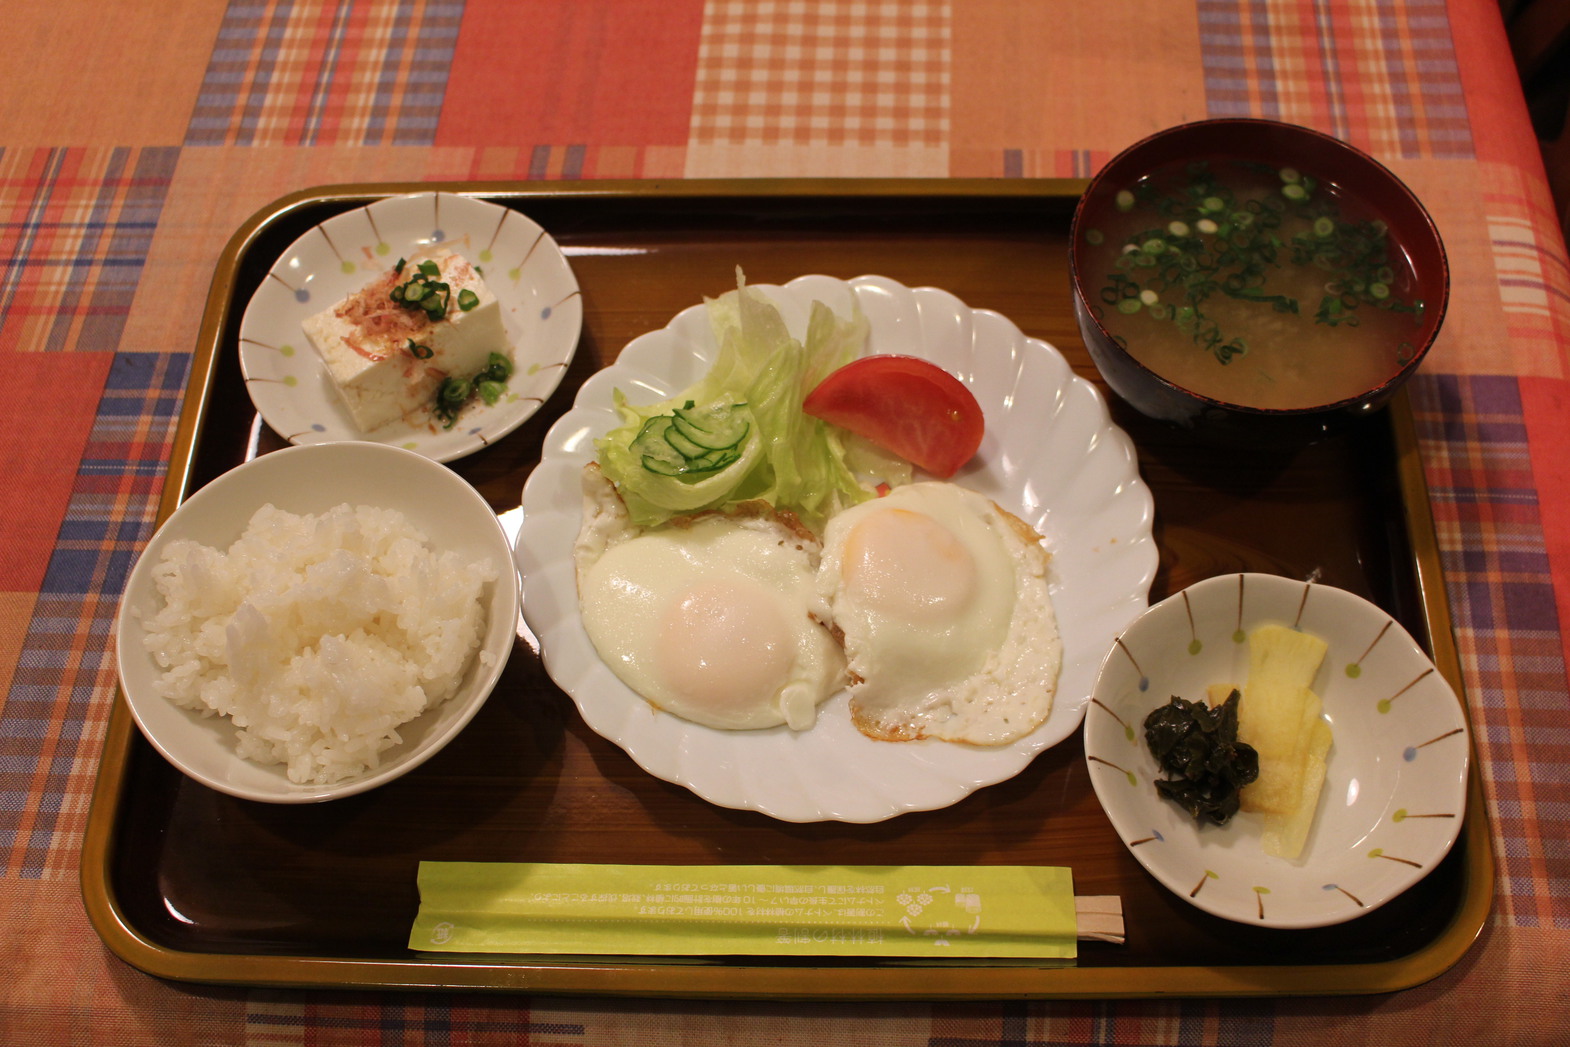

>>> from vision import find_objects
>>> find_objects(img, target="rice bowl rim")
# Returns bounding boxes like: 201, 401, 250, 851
114, 442, 519, 803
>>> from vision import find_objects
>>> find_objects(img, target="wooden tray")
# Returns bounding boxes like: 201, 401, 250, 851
80, 180, 1493, 998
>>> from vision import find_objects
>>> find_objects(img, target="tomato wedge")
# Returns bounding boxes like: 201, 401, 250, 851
802, 355, 984, 479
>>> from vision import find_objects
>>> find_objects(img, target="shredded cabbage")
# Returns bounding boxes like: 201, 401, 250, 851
596, 270, 895, 530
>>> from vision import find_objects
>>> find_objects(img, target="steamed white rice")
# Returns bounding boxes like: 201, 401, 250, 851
140, 502, 498, 785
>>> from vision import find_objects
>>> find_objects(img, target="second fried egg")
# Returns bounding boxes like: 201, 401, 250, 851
816, 481, 1062, 745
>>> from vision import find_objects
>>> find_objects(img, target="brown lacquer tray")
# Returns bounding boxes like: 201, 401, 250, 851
81, 180, 1492, 998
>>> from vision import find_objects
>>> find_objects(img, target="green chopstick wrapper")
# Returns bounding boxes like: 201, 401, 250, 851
410, 862, 1077, 959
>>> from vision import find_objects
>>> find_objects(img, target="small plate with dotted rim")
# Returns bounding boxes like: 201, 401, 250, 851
238, 191, 582, 463
1084, 572, 1470, 929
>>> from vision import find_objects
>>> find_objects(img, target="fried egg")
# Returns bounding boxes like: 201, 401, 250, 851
816, 481, 1062, 745
573, 466, 845, 731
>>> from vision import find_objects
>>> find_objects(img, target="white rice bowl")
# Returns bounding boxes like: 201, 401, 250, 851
116, 442, 519, 803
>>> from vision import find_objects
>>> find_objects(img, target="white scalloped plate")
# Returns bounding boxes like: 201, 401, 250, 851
238, 191, 582, 463
1085, 572, 1470, 928
517, 274, 1157, 822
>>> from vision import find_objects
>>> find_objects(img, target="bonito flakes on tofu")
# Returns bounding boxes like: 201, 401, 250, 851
303, 248, 511, 432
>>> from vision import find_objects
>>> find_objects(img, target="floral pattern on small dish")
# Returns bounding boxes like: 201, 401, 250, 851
238, 191, 582, 463
1084, 572, 1470, 929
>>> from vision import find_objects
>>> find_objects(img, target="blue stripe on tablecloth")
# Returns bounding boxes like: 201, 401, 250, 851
1408, 371, 1568, 926
1196, 0, 1283, 119
243, 1003, 588, 1039
0, 147, 176, 355
1196, 0, 1472, 159
0, 351, 188, 878
0, 146, 182, 873
298, 0, 355, 145
186, 0, 464, 146
927, 996, 1278, 1043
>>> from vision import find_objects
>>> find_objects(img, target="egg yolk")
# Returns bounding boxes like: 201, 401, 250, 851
654, 581, 793, 711
841, 507, 978, 621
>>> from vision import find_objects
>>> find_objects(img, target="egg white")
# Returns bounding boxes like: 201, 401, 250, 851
816, 481, 1062, 745
573, 466, 845, 731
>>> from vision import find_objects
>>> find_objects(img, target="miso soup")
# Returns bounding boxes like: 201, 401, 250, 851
1078, 158, 1426, 410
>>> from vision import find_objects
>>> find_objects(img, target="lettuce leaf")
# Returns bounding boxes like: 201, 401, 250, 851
595, 270, 881, 530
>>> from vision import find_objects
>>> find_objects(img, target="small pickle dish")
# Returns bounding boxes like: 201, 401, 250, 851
1084, 572, 1471, 929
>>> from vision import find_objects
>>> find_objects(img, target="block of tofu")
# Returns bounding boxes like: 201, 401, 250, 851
302, 249, 510, 432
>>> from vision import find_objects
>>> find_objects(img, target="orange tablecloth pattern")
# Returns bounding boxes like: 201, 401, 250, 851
3, 0, 1567, 1042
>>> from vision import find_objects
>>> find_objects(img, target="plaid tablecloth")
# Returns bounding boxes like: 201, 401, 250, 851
3, 1, 1566, 1043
